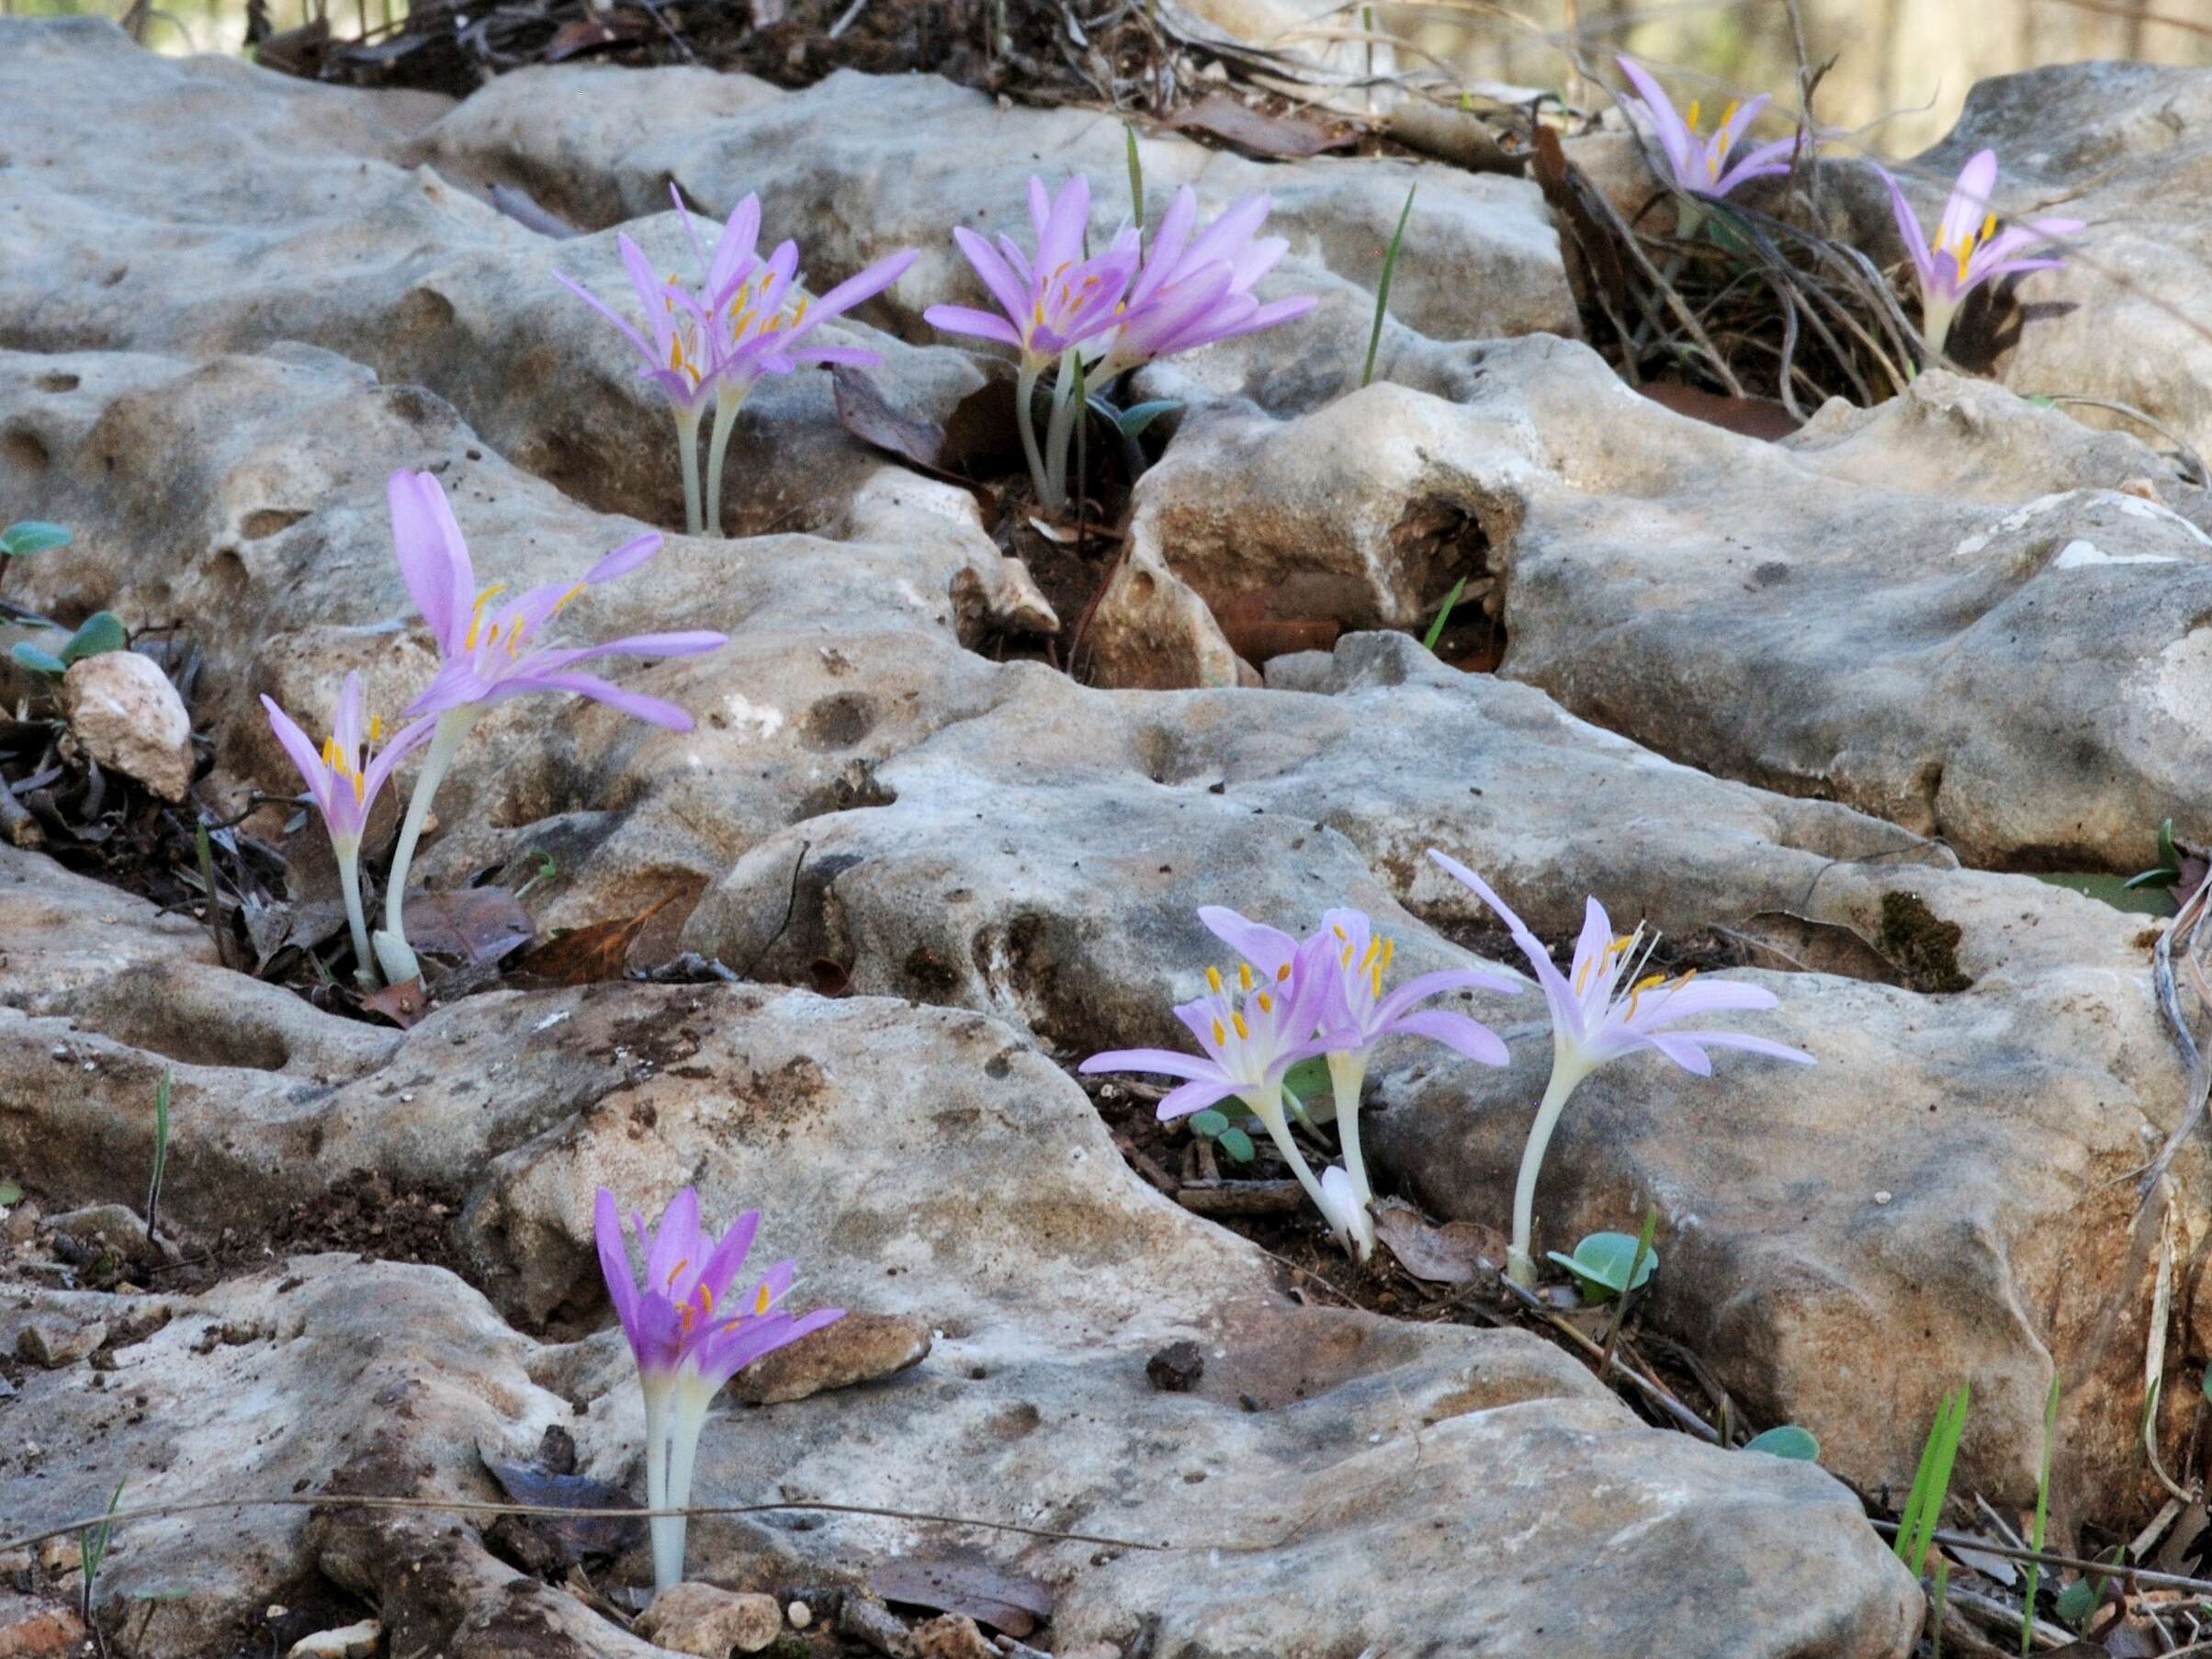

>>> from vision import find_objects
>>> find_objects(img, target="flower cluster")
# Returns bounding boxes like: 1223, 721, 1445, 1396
1086, 863, 1811, 1279
927, 175, 1315, 512
1616, 55, 2082, 359
560, 186, 919, 537
261, 469, 727, 989
1083, 903, 1520, 1260
596, 1187, 841, 1590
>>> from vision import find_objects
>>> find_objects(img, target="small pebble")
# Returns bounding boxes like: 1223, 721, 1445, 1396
1873, 1191, 1892, 1205
286, 1620, 380, 1659
787, 1601, 813, 1630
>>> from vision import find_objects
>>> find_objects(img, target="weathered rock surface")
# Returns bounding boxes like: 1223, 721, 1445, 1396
60, 649, 195, 803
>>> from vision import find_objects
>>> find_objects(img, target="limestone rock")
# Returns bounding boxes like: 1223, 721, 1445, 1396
60, 650, 194, 803
0, 1592, 88, 1659
14, 1315, 105, 1369
729, 1312, 931, 1406
285, 1620, 381, 1659
634, 1584, 783, 1655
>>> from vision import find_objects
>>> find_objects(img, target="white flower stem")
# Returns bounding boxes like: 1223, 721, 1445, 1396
1250, 1083, 1328, 1216
333, 841, 375, 988
1326, 1050, 1372, 1207
1508, 1064, 1585, 1288
371, 705, 480, 987
640, 1373, 677, 1591
1014, 362, 1049, 504
1920, 297, 1956, 365
654, 1379, 715, 1591
673, 404, 705, 537
703, 384, 749, 539
1040, 347, 1081, 511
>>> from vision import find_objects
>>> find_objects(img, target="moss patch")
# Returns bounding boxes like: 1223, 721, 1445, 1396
1877, 892, 1971, 994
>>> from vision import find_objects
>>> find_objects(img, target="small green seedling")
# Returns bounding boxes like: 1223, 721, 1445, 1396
80, 1477, 125, 1623
2052, 1568, 2103, 1629
1421, 574, 1470, 652
1360, 185, 1415, 389
11, 609, 127, 676
1742, 1424, 1821, 1462
1894, 1382, 1970, 1575
1, 521, 71, 559
1187, 1108, 1256, 1165
0, 1178, 21, 1207
2021, 1372, 2060, 1653
1124, 124, 1145, 239
146, 1068, 173, 1241
1547, 1230, 1658, 1304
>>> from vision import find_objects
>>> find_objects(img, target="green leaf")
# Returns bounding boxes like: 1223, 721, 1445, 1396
0, 1179, 21, 1206
1422, 574, 1470, 652
1893, 1382, 1970, 1574
1216, 1127, 1256, 1163
1124, 124, 1145, 238
1189, 1108, 1230, 1137
1280, 1056, 1331, 1104
1545, 1230, 1659, 1303
1742, 1424, 1820, 1462
62, 611, 127, 664
2033, 871, 2174, 915
1360, 185, 1416, 390
2052, 1577, 2097, 1628
1115, 399, 1181, 439
2021, 1372, 2060, 1654
1, 521, 71, 559
9, 642, 66, 675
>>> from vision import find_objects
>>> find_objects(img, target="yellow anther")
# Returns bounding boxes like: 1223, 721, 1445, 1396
1370, 963, 1382, 999
369, 715, 382, 743
754, 1282, 772, 1315
697, 1281, 716, 1315
1719, 99, 1739, 131
1206, 965, 1223, 994
549, 581, 588, 617
1256, 991, 1273, 1013
1381, 938, 1394, 967
1979, 211, 1996, 246
1610, 935, 1636, 954
666, 1257, 688, 1286
1212, 1018, 1226, 1046
1231, 1010, 1249, 1042
791, 296, 808, 326
1360, 937, 1382, 971
1332, 924, 1348, 941
322, 735, 340, 767
1956, 242, 1972, 284
351, 771, 366, 803
1276, 963, 1292, 982
1341, 942, 1355, 969
1685, 99, 1702, 133
1238, 963, 1254, 991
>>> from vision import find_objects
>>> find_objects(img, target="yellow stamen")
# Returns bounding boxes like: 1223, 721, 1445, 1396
1381, 938, 1394, 967
463, 581, 508, 649
1276, 963, 1291, 982
666, 1257, 688, 1286
322, 735, 340, 767
754, 1282, 772, 1315
697, 1282, 716, 1315
368, 715, 382, 743
352, 771, 366, 803
1238, 963, 1254, 991
1979, 211, 1997, 246
1360, 937, 1382, 971
1719, 99, 1739, 131
1370, 962, 1382, 999
1685, 99, 1702, 133
1341, 942, 1355, 969
1231, 1011, 1249, 1042
1212, 1018, 1226, 1046
1206, 965, 1223, 994
549, 581, 588, 617
1332, 924, 1347, 941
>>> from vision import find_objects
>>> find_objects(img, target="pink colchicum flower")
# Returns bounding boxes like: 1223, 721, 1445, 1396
925, 175, 1141, 512
371, 469, 728, 988
261, 673, 432, 982
1428, 849, 1814, 1286
1089, 187, 1317, 379
1081, 925, 1337, 1215
560, 189, 918, 536
1616, 56, 1800, 234
595, 1188, 841, 1590
672, 186, 918, 536
1880, 150, 2083, 360
1197, 904, 1518, 1226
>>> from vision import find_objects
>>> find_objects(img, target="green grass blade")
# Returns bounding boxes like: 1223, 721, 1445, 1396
1421, 574, 1470, 652
147, 1068, 172, 1236
2021, 1372, 2060, 1654
1124, 125, 1145, 244
1896, 1382, 1970, 1575
1361, 186, 1416, 390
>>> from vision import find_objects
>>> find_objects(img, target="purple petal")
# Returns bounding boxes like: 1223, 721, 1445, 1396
805, 247, 920, 326
1196, 904, 1301, 976
1384, 1007, 1510, 1066
644, 1188, 701, 1291
1371, 965, 1521, 1028
1157, 1078, 1236, 1121
584, 532, 662, 585
1616, 55, 1694, 183
503, 669, 701, 730
924, 303, 1023, 347
260, 695, 333, 820
692, 1208, 762, 1304
1938, 150, 2000, 256
1080, 1045, 1224, 1082
1179, 194, 1270, 275
1879, 166, 1937, 290
1037, 175, 1090, 275
708, 194, 763, 302
386, 469, 476, 655
1711, 134, 1800, 198
556, 271, 657, 367
1657, 1029, 1815, 1066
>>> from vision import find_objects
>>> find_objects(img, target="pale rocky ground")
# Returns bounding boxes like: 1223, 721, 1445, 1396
3, 17, 2211, 1659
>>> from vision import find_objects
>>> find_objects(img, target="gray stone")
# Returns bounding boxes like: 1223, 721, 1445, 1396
635, 1584, 783, 1655
60, 650, 194, 804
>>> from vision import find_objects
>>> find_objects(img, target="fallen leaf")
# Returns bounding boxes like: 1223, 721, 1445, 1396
1636, 381, 1802, 441
360, 978, 427, 1029
482, 1454, 644, 1565
403, 886, 535, 965
511, 892, 681, 988
1372, 1198, 1505, 1284
1168, 92, 1356, 160
871, 1554, 1053, 1638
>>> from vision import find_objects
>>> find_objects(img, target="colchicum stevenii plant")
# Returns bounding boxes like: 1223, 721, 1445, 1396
1081, 926, 1337, 1214
596, 1187, 841, 1591
1196, 904, 1518, 1223
1428, 849, 1813, 1286
1615, 55, 1800, 239
373, 469, 727, 987
261, 672, 431, 983
927, 176, 1312, 513
1879, 149, 2083, 361
559, 192, 917, 537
